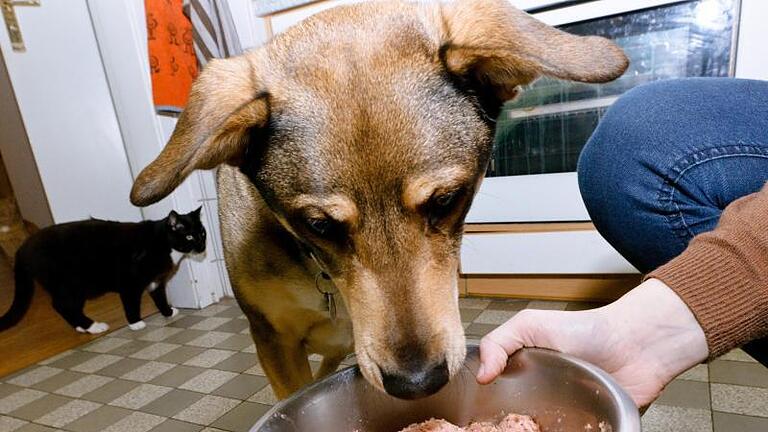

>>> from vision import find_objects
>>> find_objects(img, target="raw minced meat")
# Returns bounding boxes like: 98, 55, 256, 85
398, 413, 540, 432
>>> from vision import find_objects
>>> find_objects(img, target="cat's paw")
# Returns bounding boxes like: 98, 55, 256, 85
75, 322, 109, 334
168, 307, 179, 318
128, 320, 147, 331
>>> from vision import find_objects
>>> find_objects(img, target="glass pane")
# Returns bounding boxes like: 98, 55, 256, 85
489, 0, 738, 177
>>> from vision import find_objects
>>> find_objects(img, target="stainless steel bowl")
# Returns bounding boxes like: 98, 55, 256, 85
251, 347, 641, 432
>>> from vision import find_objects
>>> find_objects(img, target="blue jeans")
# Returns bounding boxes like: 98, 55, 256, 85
578, 78, 768, 364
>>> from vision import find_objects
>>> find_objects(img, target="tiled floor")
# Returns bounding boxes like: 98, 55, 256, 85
1, 297, 767, 432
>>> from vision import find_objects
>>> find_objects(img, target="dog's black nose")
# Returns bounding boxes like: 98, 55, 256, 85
381, 360, 449, 400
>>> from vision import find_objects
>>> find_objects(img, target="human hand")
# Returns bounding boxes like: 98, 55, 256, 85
476, 279, 709, 408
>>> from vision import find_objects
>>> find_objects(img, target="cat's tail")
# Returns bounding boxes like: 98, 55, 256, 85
0, 256, 35, 331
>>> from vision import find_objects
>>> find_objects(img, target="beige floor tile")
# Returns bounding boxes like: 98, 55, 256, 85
37, 350, 76, 366
150, 366, 208, 388
8, 393, 70, 421
212, 305, 243, 319
183, 350, 235, 368
167, 316, 209, 329
107, 340, 157, 357
713, 411, 768, 432
179, 370, 237, 394
54, 374, 114, 398
186, 332, 233, 349
641, 404, 712, 432
0, 385, 20, 400
156, 347, 208, 365
109, 383, 173, 409
0, 389, 47, 415
711, 383, 768, 417
459, 308, 482, 323
525, 300, 569, 311
655, 379, 710, 410
212, 375, 269, 400
719, 349, 758, 363
247, 386, 277, 406
35, 399, 101, 428
6, 367, 62, 388
131, 343, 183, 361
192, 305, 231, 317
31, 370, 86, 393
211, 320, 250, 335
0, 415, 27, 432
243, 364, 265, 377
140, 327, 185, 343
81, 379, 140, 404
141, 389, 204, 418
464, 323, 497, 338
14, 424, 57, 432
458, 298, 491, 310
165, 330, 209, 345
190, 318, 231, 331
70, 354, 122, 374
99, 358, 148, 378
82, 337, 132, 354
101, 411, 166, 432
211, 402, 271, 432
485, 300, 529, 311
710, 360, 768, 388
678, 364, 709, 382
172, 395, 239, 425
45, 351, 98, 370
64, 405, 131, 432
149, 419, 204, 432
473, 310, 516, 325
121, 362, 176, 383
240, 344, 256, 353
213, 353, 258, 374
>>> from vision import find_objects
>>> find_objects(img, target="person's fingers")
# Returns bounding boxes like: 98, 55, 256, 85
476, 310, 537, 384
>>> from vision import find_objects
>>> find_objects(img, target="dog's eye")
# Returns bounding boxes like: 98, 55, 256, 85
434, 191, 459, 208
428, 189, 465, 226
306, 218, 331, 236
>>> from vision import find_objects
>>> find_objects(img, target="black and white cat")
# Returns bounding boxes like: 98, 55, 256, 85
0, 208, 206, 334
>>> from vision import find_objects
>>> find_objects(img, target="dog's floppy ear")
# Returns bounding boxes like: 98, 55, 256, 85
426, 0, 628, 104
130, 54, 269, 206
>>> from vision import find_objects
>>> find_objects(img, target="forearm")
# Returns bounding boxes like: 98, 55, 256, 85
599, 278, 708, 382
648, 186, 768, 359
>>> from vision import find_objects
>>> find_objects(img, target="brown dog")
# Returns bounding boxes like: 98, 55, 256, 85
130, 0, 627, 400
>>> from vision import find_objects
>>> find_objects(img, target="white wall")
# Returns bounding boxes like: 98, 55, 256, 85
0, 0, 141, 224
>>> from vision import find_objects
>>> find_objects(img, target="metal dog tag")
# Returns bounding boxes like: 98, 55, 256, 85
326, 293, 337, 323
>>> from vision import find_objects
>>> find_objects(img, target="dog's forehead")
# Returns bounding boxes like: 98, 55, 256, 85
253, 2, 491, 200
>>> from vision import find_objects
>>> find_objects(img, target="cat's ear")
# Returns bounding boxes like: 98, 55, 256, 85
167, 210, 179, 229
193, 206, 202, 219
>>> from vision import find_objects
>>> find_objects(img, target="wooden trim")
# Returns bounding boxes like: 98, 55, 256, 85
464, 222, 595, 234
462, 274, 640, 302
256, 0, 327, 17
263, 15, 274, 39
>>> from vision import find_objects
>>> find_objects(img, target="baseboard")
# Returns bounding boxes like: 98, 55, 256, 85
460, 273, 641, 302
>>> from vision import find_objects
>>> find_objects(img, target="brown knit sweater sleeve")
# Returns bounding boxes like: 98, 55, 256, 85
647, 183, 768, 359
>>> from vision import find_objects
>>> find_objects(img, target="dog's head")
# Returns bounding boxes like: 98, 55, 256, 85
131, 0, 627, 399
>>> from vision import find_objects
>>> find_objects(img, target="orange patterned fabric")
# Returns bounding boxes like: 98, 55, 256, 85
145, 0, 198, 114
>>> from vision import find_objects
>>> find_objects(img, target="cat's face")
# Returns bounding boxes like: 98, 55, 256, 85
166, 207, 206, 254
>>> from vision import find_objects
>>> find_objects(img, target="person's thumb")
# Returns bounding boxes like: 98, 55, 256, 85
476, 310, 538, 384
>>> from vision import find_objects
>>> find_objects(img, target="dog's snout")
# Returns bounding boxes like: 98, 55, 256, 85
381, 360, 449, 400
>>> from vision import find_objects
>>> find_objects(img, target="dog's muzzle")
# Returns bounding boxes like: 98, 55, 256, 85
380, 360, 450, 400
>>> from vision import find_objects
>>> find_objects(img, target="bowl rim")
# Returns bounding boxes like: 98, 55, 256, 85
250, 346, 641, 432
